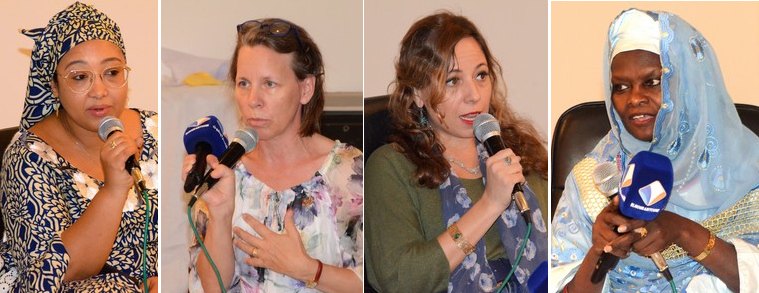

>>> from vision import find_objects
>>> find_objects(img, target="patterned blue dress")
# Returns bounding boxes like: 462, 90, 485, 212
0, 109, 158, 292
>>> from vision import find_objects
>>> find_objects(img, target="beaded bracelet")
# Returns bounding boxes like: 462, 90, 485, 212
692, 230, 716, 262
447, 223, 475, 255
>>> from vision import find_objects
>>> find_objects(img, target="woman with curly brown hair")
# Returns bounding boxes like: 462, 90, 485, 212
365, 11, 548, 293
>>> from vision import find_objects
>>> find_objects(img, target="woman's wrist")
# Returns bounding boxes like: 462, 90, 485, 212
99, 183, 130, 199
297, 257, 320, 283
478, 190, 511, 215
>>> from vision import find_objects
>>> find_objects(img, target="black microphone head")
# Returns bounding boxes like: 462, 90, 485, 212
473, 113, 500, 142
592, 161, 621, 197
233, 126, 259, 153
98, 116, 124, 140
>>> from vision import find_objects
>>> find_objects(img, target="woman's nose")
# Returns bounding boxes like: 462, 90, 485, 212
87, 75, 108, 98
463, 80, 481, 103
628, 85, 650, 106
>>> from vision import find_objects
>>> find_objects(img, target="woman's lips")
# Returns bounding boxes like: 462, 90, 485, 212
87, 106, 111, 117
246, 118, 269, 127
629, 114, 655, 126
459, 112, 482, 125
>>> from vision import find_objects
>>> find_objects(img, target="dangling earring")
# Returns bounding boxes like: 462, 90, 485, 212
419, 107, 428, 126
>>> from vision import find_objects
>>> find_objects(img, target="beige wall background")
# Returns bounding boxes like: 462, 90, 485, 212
551, 1, 759, 137
0, 1, 159, 128
161, 0, 363, 93
365, 0, 549, 140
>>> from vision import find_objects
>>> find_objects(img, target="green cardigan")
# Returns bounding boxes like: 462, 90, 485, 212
365, 144, 548, 292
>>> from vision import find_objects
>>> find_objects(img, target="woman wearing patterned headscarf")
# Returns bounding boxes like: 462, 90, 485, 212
0, 2, 158, 292
551, 9, 759, 293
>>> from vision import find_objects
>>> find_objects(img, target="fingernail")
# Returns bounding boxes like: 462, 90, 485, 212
617, 225, 628, 233
604, 245, 612, 253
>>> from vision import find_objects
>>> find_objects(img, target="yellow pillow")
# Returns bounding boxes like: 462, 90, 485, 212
182, 72, 223, 86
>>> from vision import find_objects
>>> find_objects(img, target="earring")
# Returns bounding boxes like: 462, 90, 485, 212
419, 106, 430, 128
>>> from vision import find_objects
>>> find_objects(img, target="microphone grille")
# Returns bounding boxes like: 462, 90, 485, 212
473, 113, 500, 142
233, 126, 259, 153
592, 161, 621, 197
98, 116, 124, 140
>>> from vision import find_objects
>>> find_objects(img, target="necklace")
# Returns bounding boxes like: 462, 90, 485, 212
59, 113, 99, 165
445, 156, 480, 175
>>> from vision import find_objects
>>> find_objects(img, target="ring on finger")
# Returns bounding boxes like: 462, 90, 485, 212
504, 156, 512, 165
250, 247, 259, 257
110, 140, 117, 149
635, 227, 648, 238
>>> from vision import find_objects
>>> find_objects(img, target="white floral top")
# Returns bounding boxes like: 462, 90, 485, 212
189, 142, 363, 292
0, 109, 158, 292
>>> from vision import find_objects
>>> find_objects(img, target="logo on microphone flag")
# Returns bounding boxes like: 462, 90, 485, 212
619, 163, 635, 201
639, 181, 667, 206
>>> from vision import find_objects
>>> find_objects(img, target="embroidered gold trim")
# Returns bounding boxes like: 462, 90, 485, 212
575, 158, 610, 222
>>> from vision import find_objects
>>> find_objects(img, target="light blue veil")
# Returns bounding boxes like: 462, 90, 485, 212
600, 9, 759, 213
582, 8, 759, 290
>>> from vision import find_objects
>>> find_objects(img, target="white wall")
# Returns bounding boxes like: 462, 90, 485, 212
0, 1, 159, 128
161, 0, 363, 93
551, 1, 759, 136
365, 0, 549, 140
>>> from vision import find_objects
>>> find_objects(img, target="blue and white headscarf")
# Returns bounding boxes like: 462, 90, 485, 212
19, 1, 125, 130
601, 9, 759, 212
561, 8, 759, 291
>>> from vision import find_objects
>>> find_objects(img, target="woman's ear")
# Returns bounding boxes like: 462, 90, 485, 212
50, 79, 59, 98
413, 89, 425, 108
299, 75, 316, 105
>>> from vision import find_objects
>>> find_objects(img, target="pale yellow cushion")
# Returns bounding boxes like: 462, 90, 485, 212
182, 72, 223, 86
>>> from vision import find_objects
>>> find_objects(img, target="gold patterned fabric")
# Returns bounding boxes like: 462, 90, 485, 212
575, 158, 610, 222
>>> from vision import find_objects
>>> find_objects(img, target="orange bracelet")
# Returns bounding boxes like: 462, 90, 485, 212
305, 259, 323, 289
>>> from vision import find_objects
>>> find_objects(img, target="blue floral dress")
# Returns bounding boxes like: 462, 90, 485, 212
0, 110, 158, 292
189, 142, 363, 292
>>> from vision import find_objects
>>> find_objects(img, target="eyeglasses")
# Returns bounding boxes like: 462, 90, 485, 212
236, 20, 306, 52
58, 66, 131, 93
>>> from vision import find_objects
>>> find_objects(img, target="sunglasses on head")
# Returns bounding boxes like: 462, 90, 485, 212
236, 19, 306, 52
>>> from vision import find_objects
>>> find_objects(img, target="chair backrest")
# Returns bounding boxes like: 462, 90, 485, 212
0, 126, 19, 239
364, 95, 392, 162
550, 102, 759, 218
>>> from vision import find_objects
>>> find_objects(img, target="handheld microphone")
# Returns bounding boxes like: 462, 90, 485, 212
98, 116, 146, 192
590, 161, 623, 283
183, 116, 229, 193
473, 113, 530, 223
188, 127, 258, 207
619, 151, 675, 282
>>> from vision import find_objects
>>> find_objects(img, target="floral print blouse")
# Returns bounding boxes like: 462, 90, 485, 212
189, 142, 363, 292
0, 109, 158, 292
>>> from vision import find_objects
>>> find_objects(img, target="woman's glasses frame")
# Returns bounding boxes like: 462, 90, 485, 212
57, 66, 131, 94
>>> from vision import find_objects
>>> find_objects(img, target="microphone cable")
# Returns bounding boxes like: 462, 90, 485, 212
496, 222, 532, 293
670, 280, 677, 293
141, 188, 151, 293
188, 205, 227, 293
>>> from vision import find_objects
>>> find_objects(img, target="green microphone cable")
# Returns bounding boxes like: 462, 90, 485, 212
496, 222, 532, 293
188, 205, 227, 293
141, 189, 151, 293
